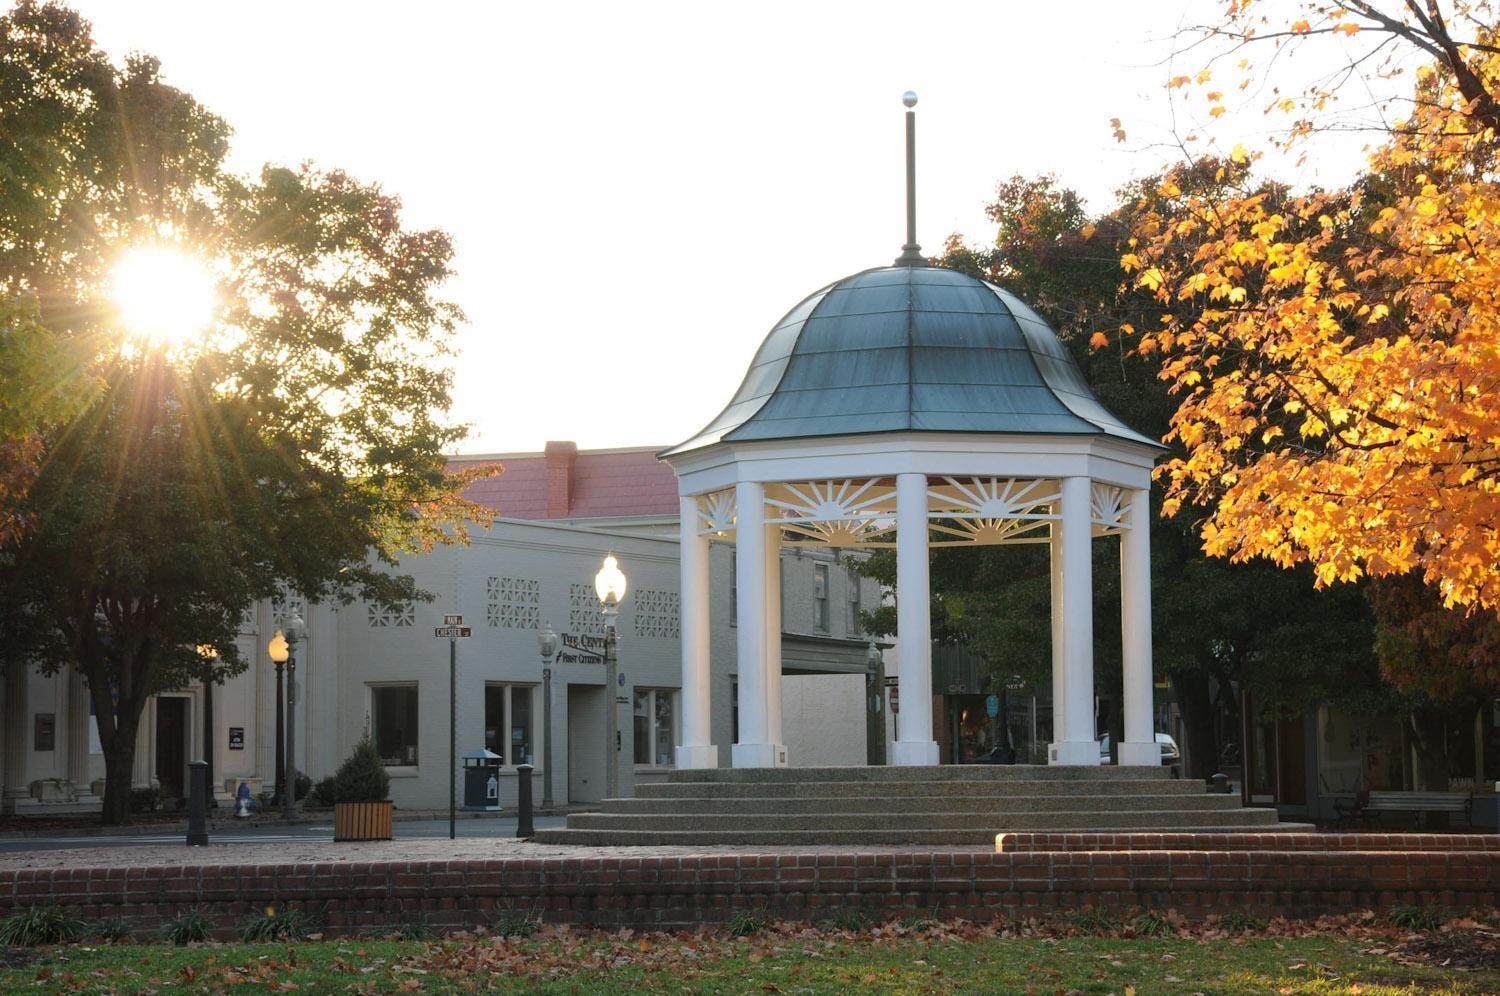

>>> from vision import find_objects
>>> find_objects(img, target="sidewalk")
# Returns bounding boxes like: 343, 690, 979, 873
0, 805, 596, 840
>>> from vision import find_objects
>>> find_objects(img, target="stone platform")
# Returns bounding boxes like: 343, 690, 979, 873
535, 765, 1308, 847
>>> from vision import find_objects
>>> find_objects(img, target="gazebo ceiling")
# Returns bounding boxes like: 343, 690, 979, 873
664, 265, 1163, 457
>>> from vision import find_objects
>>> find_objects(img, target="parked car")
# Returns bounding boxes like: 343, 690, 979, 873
1097, 733, 1180, 766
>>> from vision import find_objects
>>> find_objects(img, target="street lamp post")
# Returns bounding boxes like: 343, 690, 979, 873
196, 645, 219, 808
270, 633, 286, 806
268, 611, 304, 820
538, 622, 559, 810
594, 554, 627, 802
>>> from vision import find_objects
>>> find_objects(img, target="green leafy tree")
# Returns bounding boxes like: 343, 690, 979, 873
0, 2, 493, 824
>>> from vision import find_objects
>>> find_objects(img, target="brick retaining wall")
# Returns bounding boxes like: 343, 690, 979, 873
3, 847, 1499, 937
997, 832, 1500, 852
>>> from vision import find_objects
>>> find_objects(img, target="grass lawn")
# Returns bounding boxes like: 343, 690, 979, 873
2, 924, 1495, 994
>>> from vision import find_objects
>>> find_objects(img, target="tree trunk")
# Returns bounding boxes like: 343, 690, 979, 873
100, 721, 138, 826
1170, 670, 1218, 781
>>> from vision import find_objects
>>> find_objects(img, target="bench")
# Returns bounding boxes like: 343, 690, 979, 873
1335, 790, 1473, 828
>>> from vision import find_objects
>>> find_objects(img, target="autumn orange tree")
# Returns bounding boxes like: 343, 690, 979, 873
1120, 0, 1500, 617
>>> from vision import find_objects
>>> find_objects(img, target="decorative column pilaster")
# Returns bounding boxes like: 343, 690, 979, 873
1049, 523, 1065, 752
1, 664, 27, 812
892, 472, 939, 765
132, 699, 154, 788
67, 670, 95, 799
675, 496, 718, 768
762, 522, 786, 765
1050, 475, 1100, 765
1117, 488, 1159, 767
731, 481, 776, 767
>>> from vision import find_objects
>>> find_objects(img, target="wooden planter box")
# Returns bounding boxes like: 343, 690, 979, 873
333, 800, 393, 841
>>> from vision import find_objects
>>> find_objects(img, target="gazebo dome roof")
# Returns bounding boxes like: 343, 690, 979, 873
665, 264, 1161, 456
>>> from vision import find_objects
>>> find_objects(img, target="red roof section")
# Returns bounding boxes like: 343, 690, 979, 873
451, 442, 681, 520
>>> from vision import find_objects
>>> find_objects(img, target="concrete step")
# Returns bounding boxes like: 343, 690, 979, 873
666, 764, 1171, 784
563, 807, 1282, 833
635, 778, 1199, 800
604, 793, 1244, 815
534, 818, 1290, 848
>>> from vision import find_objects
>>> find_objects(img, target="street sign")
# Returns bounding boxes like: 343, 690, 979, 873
890, 687, 900, 714
433, 625, 471, 638
443, 614, 464, 625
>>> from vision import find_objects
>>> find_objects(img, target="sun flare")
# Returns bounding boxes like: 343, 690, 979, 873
109, 246, 218, 349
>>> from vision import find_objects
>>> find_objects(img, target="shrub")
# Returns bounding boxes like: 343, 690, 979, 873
162, 908, 212, 945
1133, 910, 1176, 936
821, 910, 872, 932
0, 906, 84, 946
485, 907, 541, 939
294, 772, 312, 802
331, 735, 390, 804
96, 917, 133, 943
1219, 910, 1265, 933
240, 906, 316, 942
309, 776, 338, 807
129, 787, 159, 814
1389, 905, 1446, 931
1068, 907, 1116, 936
725, 912, 765, 937
396, 913, 431, 940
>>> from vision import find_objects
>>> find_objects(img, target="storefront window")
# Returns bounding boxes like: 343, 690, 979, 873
371, 684, 418, 766
484, 683, 535, 766
633, 688, 677, 767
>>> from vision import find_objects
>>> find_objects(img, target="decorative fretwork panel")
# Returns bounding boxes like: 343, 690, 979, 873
927, 477, 1060, 547
367, 600, 415, 627
568, 583, 604, 636
695, 490, 737, 538
272, 589, 306, 630
766, 478, 899, 548
486, 576, 540, 629
1090, 484, 1131, 535
633, 589, 680, 639
238, 608, 255, 635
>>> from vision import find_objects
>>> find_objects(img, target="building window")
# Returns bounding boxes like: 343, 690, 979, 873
813, 563, 829, 632
633, 688, 677, 767
487, 576, 540, 629
634, 589, 680, 639
368, 600, 414, 627
848, 568, 862, 636
371, 684, 418, 765
484, 683, 535, 766
729, 553, 737, 628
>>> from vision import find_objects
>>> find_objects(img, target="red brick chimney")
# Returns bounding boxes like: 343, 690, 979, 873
544, 440, 577, 517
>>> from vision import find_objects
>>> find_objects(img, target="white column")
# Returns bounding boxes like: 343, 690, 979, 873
1117, 488, 1159, 767
676, 496, 718, 768
731, 481, 776, 767
763, 523, 786, 766
67, 670, 95, 798
133, 699, 154, 788
1049, 524, 1065, 753
1050, 476, 1100, 765
893, 472, 939, 765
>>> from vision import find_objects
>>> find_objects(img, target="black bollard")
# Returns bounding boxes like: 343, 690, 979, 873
186, 760, 209, 846
1209, 772, 1231, 795
515, 763, 535, 839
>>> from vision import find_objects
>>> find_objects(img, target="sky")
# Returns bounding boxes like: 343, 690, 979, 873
70, 1, 1385, 455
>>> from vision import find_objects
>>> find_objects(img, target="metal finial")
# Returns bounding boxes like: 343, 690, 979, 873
894, 90, 927, 267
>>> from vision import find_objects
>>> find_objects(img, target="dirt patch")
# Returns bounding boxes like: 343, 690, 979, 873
1, 947, 44, 970
1394, 926, 1500, 971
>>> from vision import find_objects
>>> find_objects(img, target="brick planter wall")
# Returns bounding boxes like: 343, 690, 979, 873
3, 846, 1499, 938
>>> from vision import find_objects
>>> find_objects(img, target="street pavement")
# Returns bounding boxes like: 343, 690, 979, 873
0, 815, 568, 854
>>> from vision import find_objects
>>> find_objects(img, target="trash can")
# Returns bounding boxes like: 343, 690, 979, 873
462, 748, 503, 812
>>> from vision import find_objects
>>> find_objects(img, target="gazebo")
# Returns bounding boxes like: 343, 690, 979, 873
662, 99, 1166, 770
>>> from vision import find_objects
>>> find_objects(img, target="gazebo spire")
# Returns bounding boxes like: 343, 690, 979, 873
894, 90, 928, 267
